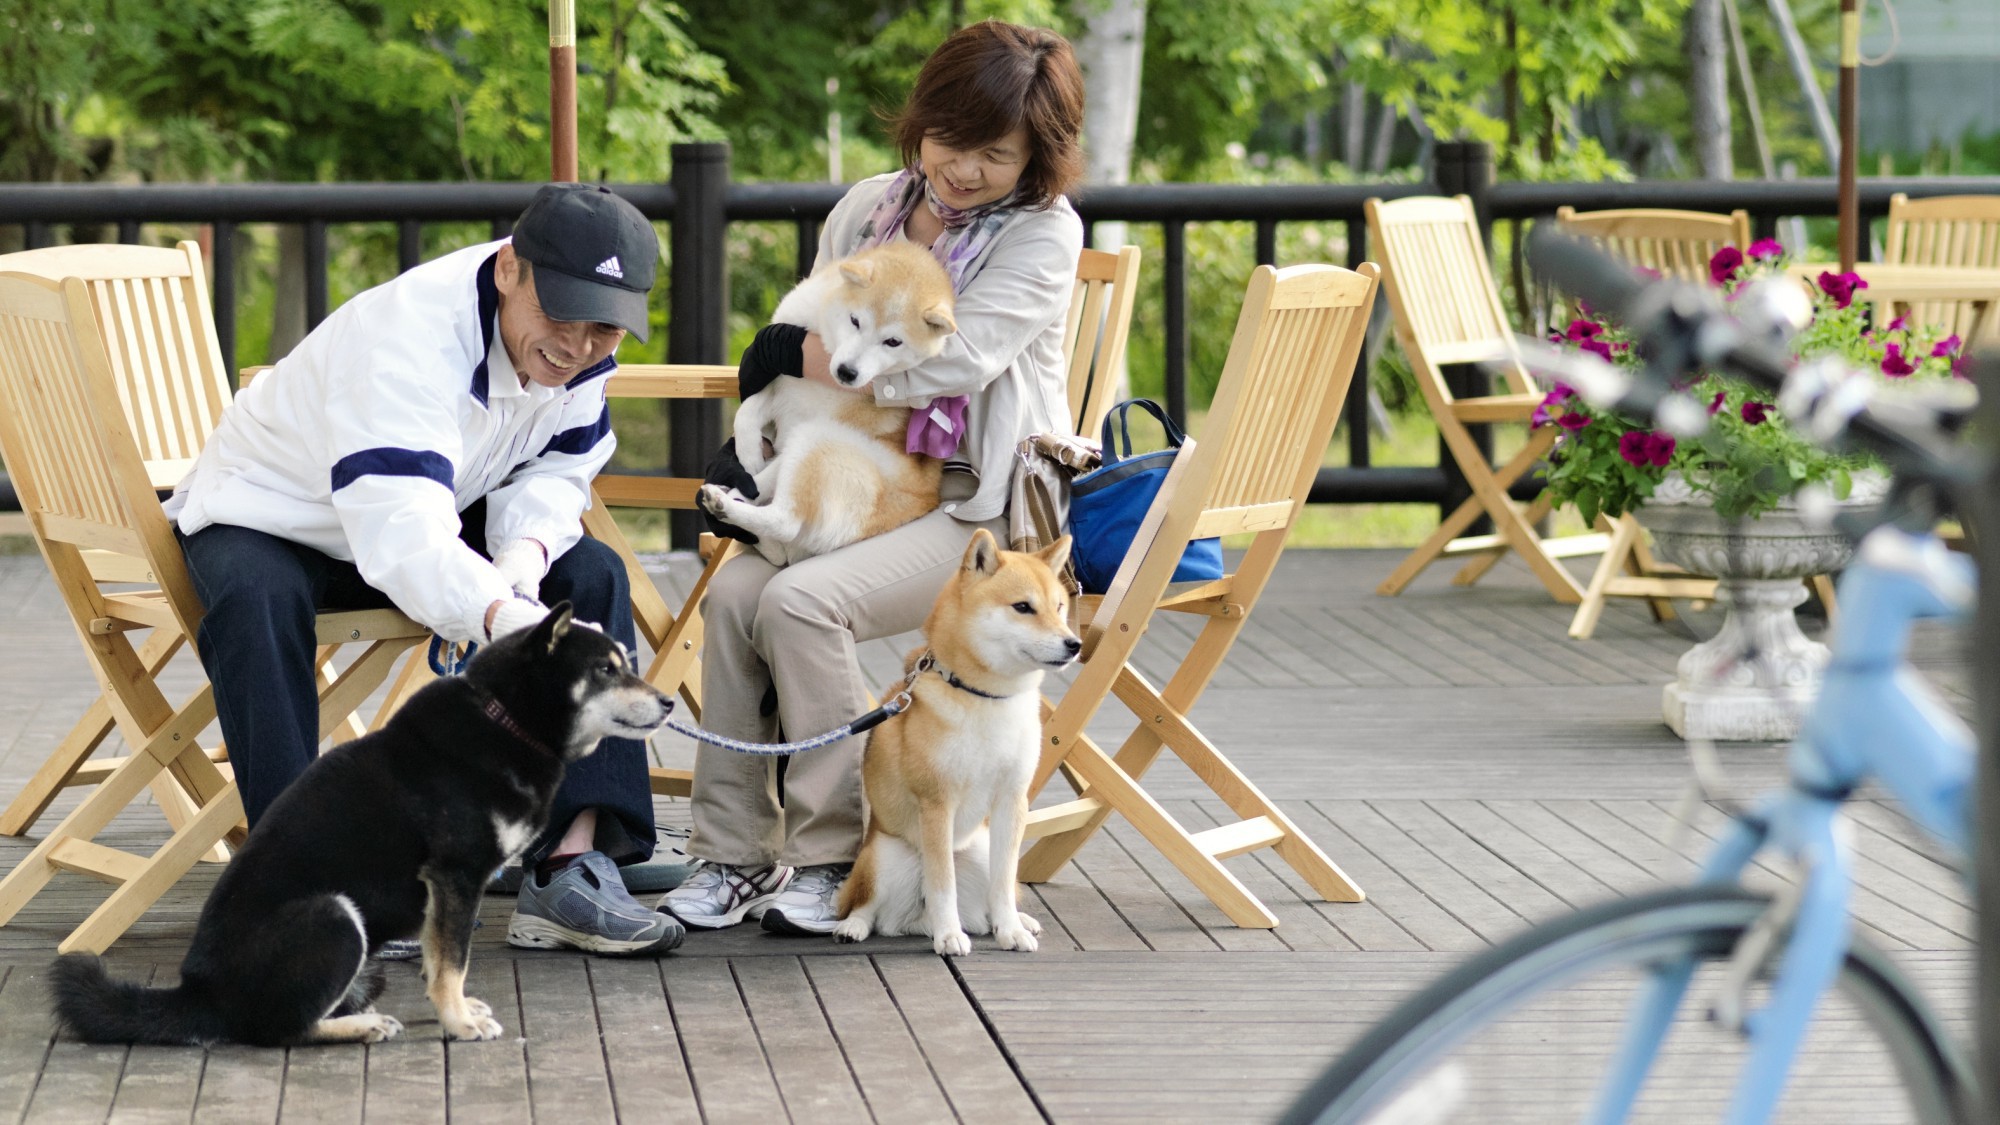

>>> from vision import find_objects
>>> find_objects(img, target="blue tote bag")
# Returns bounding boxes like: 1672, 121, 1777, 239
1067, 399, 1224, 594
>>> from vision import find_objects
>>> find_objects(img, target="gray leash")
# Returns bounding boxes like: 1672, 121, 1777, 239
659, 690, 910, 756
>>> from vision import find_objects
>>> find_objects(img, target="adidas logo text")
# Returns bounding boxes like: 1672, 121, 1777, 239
594, 256, 623, 280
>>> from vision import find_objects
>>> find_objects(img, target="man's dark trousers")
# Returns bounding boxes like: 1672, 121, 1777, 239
177, 499, 655, 863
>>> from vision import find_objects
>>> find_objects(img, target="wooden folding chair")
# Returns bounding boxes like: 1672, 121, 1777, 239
1883, 193, 2000, 344
1547, 209, 1750, 638
0, 242, 383, 839
1017, 262, 1378, 928
1368, 195, 1609, 605
0, 272, 427, 953
1553, 206, 1750, 283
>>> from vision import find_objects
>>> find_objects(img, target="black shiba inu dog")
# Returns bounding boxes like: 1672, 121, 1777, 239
50, 603, 670, 1046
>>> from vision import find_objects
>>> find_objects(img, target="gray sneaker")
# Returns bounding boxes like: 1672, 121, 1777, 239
760, 863, 852, 936
507, 851, 684, 955
661, 861, 793, 929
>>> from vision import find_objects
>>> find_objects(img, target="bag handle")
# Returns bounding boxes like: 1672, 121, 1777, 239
1099, 398, 1187, 466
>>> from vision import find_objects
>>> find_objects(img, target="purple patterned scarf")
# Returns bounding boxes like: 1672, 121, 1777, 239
852, 168, 1020, 458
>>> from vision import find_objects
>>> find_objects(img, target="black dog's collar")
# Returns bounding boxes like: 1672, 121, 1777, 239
911, 650, 1011, 700
469, 688, 556, 755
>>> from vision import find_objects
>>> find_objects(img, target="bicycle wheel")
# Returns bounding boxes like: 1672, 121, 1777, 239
1281, 887, 1967, 1124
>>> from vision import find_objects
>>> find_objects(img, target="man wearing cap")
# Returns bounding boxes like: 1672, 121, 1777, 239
168, 183, 682, 956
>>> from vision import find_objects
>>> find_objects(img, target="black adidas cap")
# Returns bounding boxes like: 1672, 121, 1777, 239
510, 183, 659, 342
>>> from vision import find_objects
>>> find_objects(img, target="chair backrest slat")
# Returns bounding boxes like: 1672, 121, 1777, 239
0, 273, 202, 631
1367, 195, 1530, 402
0, 242, 232, 478
1883, 193, 2000, 340
1553, 206, 1749, 285
1064, 245, 1141, 438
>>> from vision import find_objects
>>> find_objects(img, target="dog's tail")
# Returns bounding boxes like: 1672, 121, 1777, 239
49, 954, 223, 1045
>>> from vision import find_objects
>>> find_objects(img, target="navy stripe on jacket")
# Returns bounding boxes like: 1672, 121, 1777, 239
331, 447, 455, 493
539, 405, 612, 459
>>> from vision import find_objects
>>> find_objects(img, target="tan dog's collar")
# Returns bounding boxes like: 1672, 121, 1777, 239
910, 650, 1012, 700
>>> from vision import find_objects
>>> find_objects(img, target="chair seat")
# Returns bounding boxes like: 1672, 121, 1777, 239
1449, 393, 1543, 423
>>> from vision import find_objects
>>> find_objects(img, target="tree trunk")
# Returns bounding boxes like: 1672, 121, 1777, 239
1342, 80, 1366, 170
1075, 0, 1146, 399
1688, 0, 1734, 179
1076, 0, 1146, 197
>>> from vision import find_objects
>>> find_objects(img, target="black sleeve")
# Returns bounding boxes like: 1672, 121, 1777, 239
700, 437, 761, 545
737, 322, 810, 401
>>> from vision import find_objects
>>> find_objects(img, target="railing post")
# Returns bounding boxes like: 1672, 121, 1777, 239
1163, 220, 1189, 427
1433, 140, 1498, 532
211, 222, 238, 387
668, 140, 730, 549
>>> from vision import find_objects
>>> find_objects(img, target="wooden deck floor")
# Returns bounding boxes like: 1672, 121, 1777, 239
0, 545, 1973, 1123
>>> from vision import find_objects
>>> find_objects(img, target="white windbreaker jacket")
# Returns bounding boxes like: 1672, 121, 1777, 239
167, 240, 618, 642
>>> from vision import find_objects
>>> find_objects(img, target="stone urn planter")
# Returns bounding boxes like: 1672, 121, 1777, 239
1635, 471, 1888, 741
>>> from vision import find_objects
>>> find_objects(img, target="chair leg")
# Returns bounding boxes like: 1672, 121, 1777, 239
58, 768, 244, 955
1809, 574, 1837, 624
0, 734, 171, 926
1375, 490, 1493, 596
0, 629, 182, 836
1569, 514, 1642, 640
1033, 735, 1280, 928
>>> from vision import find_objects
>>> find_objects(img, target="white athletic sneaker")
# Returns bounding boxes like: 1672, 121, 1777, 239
760, 863, 852, 936
660, 861, 794, 929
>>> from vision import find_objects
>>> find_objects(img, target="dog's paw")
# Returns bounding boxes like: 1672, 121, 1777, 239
441, 1000, 504, 1042
832, 916, 872, 944
1017, 911, 1043, 936
359, 1013, 404, 1042
995, 923, 1039, 952
696, 484, 734, 518
933, 929, 973, 957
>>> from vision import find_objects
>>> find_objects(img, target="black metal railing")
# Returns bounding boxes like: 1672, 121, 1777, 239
5, 140, 1998, 541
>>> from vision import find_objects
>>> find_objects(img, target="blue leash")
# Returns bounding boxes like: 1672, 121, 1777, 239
426, 636, 911, 755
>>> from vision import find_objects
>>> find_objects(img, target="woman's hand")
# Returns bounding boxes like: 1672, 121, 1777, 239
798, 332, 872, 393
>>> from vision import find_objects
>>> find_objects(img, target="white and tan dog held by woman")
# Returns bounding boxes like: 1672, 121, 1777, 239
835, 530, 1081, 955
700, 241, 957, 567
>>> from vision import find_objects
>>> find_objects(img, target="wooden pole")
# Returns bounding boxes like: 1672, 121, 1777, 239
550, 0, 578, 182
1837, 0, 1859, 270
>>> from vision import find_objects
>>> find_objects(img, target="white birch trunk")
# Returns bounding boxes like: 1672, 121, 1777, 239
1689, 0, 1735, 179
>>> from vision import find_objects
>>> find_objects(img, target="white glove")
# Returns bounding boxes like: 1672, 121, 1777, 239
486, 597, 549, 641
492, 539, 549, 600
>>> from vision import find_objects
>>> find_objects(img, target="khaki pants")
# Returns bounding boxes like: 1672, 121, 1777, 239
690, 502, 1005, 867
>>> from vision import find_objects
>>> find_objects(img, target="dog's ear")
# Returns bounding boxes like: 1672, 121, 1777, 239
838, 258, 876, 288
922, 303, 956, 335
962, 528, 1000, 577
530, 601, 575, 654
1036, 534, 1072, 576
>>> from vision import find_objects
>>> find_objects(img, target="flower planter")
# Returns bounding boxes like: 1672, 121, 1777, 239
1635, 471, 1887, 741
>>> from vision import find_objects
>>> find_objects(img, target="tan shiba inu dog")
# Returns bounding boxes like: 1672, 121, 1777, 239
834, 530, 1081, 955
700, 241, 958, 567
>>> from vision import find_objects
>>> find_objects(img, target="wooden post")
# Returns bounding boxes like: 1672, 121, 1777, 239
550, 0, 579, 183
1837, 0, 1859, 271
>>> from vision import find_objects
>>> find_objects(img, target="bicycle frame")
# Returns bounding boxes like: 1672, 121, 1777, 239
1589, 524, 1976, 1124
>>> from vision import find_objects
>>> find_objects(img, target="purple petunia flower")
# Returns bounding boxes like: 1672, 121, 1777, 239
1881, 343, 1916, 377
1709, 246, 1744, 286
1564, 319, 1604, 342
1740, 401, 1771, 425
1748, 238, 1785, 261
1817, 270, 1869, 310
1557, 412, 1591, 432
1708, 391, 1726, 415
1933, 334, 1962, 358
1531, 383, 1575, 427
1618, 430, 1676, 467
1580, 339, 1614, 363
1954, 354, 1972, 379
1886, 314, 1908, 332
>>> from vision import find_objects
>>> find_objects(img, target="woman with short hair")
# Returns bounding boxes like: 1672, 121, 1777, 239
664, 20, 1086, 935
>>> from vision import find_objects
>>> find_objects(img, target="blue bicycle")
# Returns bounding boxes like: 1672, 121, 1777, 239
1281, 235, 1982, 1124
